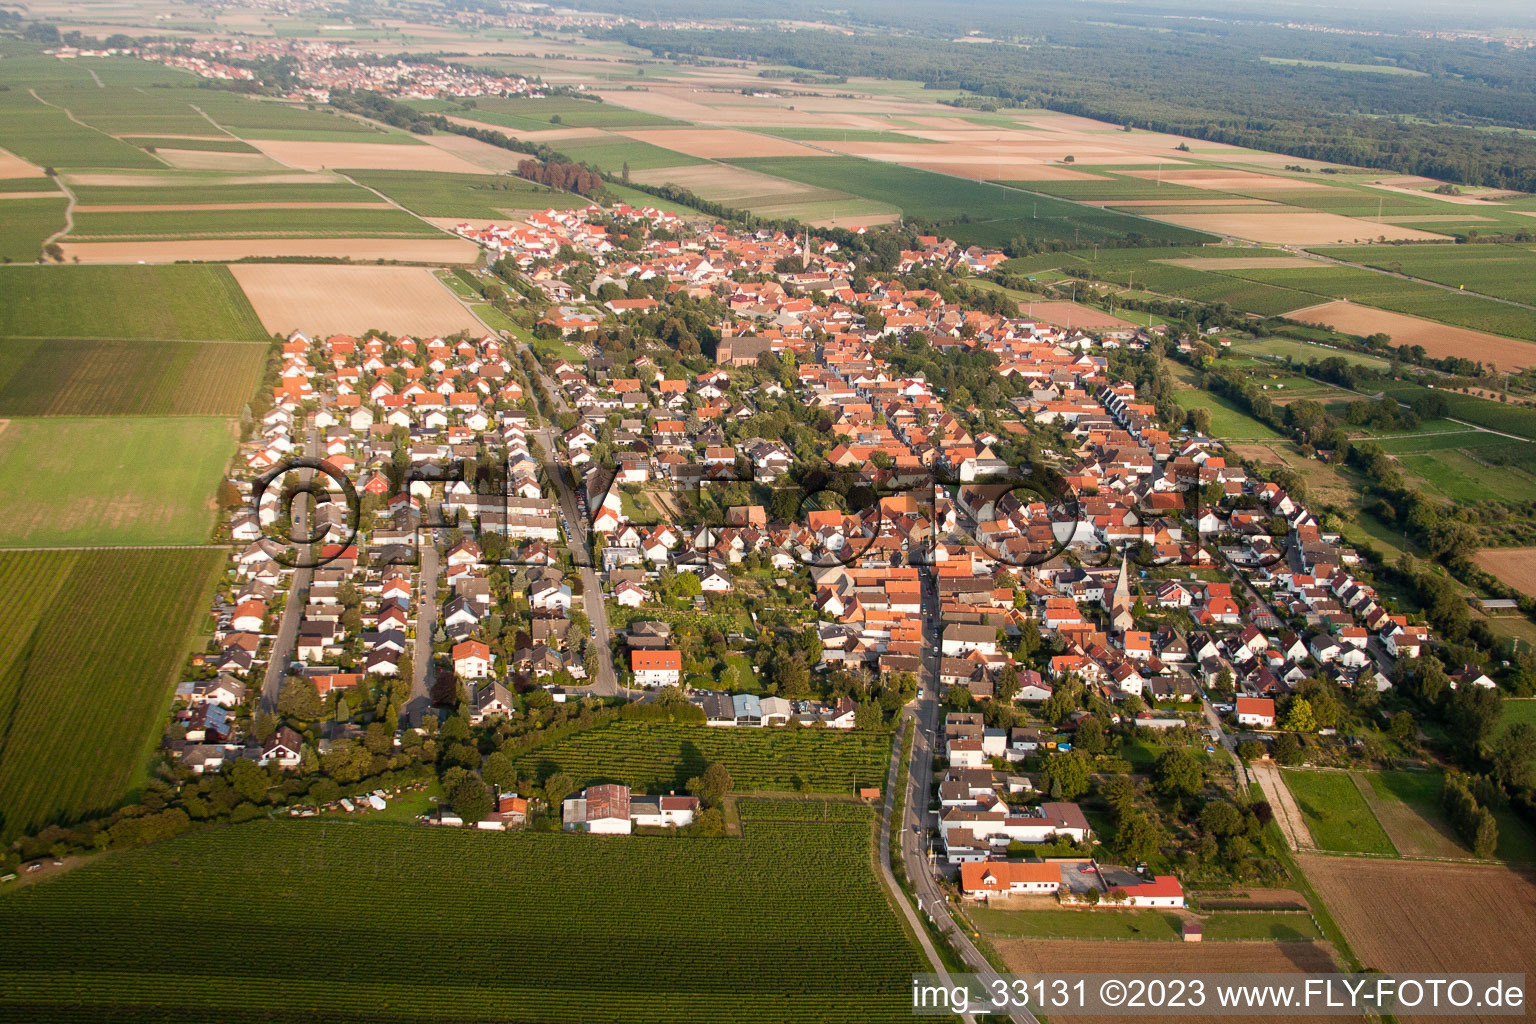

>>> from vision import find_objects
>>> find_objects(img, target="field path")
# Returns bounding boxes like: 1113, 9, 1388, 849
1253, 761, 1316, 852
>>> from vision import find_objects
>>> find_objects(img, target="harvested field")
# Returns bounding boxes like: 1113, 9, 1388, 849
1473, 547, 1536, 598
1287, 300, 1536, 371
1018, 301, 1138, 330
59, 237, 479, 264
1299, 855, 1536, 1023
1158, 257, 1307, 270
1141, 211, 1449, 244
0, 146, 46, 178
250, 139, 491, 174
229, 264, 485, 337
419, 131, 547, 173
629, 162, 825, 201
995, 938, 1349, 1024
620, 128, 827, 159
153, 149, 284, 172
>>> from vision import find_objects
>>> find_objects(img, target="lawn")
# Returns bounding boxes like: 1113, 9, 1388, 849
728, 156, 1215, 248
1360, 769, 1536, 865
0, 548, 223, 837
0, 265, 269, 341
0, 339, 268, 417
511, 719, 891, 793
968, 906, 1183, 940
344, 169, 590, 218
1282, 769, 1397, 857
0, 811, 925, 1021
0, 417, 236, 546
1173, 387, 1284, 440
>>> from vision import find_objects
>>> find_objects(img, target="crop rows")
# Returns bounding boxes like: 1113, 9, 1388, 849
0, 549, 223, 836
736, 798, 876, 822
512, 720, 892, 793
0, 817, 923, 1021
0, 339, 268, 416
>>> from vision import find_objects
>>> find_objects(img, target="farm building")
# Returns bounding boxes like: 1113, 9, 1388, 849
959, 861, 1062, 901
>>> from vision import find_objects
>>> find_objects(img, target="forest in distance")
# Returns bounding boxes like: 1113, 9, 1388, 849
573, 0, 1536, 192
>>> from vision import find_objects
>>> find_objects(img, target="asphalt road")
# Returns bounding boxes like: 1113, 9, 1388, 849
880, 568, 1039, 1024
258, 429, 319, 715
411, 540, 439, 704
518, 344, 622, 698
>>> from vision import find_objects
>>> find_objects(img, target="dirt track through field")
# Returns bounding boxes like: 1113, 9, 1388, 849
1252, 761, 1316, 851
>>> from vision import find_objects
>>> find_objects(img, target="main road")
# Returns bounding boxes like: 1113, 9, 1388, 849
876, 567, 1039, 1024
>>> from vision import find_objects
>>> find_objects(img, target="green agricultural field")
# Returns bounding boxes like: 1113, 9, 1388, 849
1282, 769, 1397, 856
344, 169, 590, 217
729, 156, 1216, 247
1000, 173, 1209, 202
1173, 387, 1283, 440
1399, 451, 1536, 503
0, 339, 268, 417
0, 196, 66, 262
126, 136, 259, 154
1229, 264, 1536, 342
1322, 244, 1536, 306
33, 85, 213, 137
0, 265, 268, 341
0, 417, 236, 546
65, 205, 441, 240
0, 548, 222, 837
512, 719, 891, 793
552, 134, 705, 173
0, 812, 925, 1021
68, 177, 376, 206
0, 90, 161, 170
1377, 382, 1536, 440
0, 177, 63, 193
435, 95, 687, 131
184, 90, 384, 135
